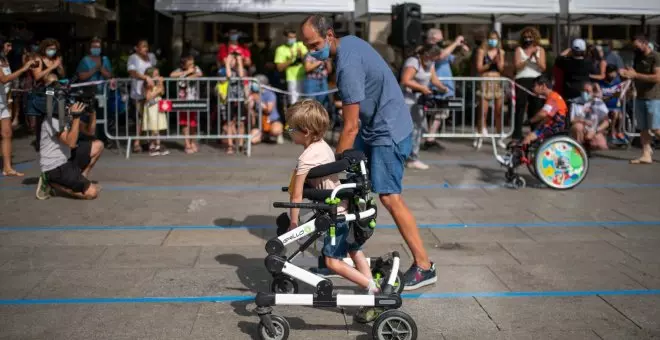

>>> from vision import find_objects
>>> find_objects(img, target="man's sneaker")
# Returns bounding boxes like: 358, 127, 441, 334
354, 307, 384, 324
36, 174, 53, 200
402, 262, 437, 291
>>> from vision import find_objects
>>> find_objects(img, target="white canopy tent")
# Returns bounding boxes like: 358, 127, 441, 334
155, 0, 355, 23
354, 0, 561, 24
567, 0, 660, 25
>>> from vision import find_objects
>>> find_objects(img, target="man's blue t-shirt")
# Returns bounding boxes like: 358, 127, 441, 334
76, 56, 112, 93
260, 89, 280, 121
433, 54, 455, 98
335, 35, 413, 146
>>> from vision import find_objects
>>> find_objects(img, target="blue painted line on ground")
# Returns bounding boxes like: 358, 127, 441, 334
2, 181, 660, 192
1, 220, 658, 232
1, 289, 659, 305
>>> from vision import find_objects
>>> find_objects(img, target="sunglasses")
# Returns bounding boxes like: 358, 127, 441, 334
285, 125, 298, 134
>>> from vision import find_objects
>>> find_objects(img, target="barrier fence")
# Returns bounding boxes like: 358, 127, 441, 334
31, 75, 646, 160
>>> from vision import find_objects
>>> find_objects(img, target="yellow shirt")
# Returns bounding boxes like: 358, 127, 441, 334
274, 42, 308, 82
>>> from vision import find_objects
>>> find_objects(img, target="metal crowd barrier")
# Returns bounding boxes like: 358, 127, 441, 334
422, 77, 516, 140
102, 77, 262, 158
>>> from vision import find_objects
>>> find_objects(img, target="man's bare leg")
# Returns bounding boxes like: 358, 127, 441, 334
379, 194, 431, 269
82, 140, 105, 178
50, 182, 100, 200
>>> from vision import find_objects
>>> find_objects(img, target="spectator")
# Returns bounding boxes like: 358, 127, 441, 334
170, 55, 203, 154
588, 44, 607, 81
303, 51, 332, 110
217, 54, 247, 154
554, 38, 592, 102
36, 100, 101, 200
76, 36, 113, 144
274, 30, 308, 105
400, 44, 448, 170
217, 29, 252, 69
142, 67, 169, 156
620, 34, 660, 164
1, 39, 36, 177
513, 27, 546, 141
598, 65, 629, 145
424, 28, 469, 148
247, 74, 283, 144
127, 39, 157, 153
570, 82, 610, 150
26, 38, 64, 135
602, 40, 624, 70
474, 31, 506, 149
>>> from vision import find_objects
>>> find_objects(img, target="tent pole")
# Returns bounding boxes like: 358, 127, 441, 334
554, 14, 560, 54
641, 15, 647, 35
566, 13, 571, 49
349, 12, 356, 36
182, 13, 187, 42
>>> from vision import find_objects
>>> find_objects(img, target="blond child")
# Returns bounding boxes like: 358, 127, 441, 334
286, 99, 382, 323
142, 67, 169, 156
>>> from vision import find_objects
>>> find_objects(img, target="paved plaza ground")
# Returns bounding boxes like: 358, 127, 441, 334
1, 136, 659, 340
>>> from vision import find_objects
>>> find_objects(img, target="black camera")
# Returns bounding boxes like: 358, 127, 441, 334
37, 80, 98, 117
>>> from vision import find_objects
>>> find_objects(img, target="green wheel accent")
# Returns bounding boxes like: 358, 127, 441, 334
369, 220, 376, 228
569, 149, 583, 169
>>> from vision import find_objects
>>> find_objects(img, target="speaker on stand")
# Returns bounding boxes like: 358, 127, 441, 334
390, 3, 422, 61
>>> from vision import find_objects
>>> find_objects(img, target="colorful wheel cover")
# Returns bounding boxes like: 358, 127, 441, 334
535, 139, 587, 189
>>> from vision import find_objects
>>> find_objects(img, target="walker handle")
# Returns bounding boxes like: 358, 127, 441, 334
273, 202, 333, 211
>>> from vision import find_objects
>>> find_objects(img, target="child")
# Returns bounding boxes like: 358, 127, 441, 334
285, 99, 382, 323
142, 67, 169, 156
598, 65, 629, 145
170, 55, 203, 154
570, 81, 610, 150
522, 75, 568, 145
217, 53, 247, 154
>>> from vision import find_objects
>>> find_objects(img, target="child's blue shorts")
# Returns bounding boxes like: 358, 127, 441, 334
322, 221, 362, 259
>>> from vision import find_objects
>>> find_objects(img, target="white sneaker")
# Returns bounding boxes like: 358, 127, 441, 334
276, 135, 284, 144
497, 138, 507, 149
406, 160, 430, 170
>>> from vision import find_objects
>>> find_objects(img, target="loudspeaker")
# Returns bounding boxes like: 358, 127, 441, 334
390, 3, 422, 49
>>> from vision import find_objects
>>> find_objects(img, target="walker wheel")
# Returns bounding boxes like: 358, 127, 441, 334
512, 176, 526, 189
505, 170, 516, 182
270, 276, 298, 294
372, 310, 418, 340
258, 314, 290, 340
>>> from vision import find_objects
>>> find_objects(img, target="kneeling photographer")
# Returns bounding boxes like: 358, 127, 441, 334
36, 75, 103, 200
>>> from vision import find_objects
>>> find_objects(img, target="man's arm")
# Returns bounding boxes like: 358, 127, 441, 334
438, 36, 465, 60
336, 103, 360, 154
80, 110, 97, 137
335, 62, 366, 154
634, 66, 660, 83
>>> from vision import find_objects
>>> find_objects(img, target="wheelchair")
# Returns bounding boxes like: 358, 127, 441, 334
255, 150, 418, 340
494, 122, 589, 190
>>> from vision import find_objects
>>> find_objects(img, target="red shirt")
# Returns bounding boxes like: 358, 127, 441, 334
217, 43, 251, 62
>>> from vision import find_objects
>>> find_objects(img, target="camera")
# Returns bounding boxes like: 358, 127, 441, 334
34, 79, 98, 117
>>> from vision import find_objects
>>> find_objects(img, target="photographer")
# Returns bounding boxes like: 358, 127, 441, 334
36, 76, 102, 200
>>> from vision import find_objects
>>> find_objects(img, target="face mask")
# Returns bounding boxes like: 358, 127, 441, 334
602, 46, 610, 54
90, 47, 101, 56
522, 38, 533, 47
251, 83, 260, 93
287, 38, 296, 46
607, 73, 617, 81
309, 40, 330, 61
230, 34, 239, 42
581, 92, 591, 102
46, 49, 56, 57
487, 39, 498, 48
32, 45, 39, 52
436, 40, 444, 47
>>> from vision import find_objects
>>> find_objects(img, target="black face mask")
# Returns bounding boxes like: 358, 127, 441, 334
436, 40, 444, 48
522, 39, 533, 47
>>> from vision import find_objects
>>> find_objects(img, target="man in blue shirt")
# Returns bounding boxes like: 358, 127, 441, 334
300, 15, 436, 294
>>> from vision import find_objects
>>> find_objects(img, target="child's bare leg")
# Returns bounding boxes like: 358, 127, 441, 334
350, 250, 373, 280
183, 126, 191, 149
325, 257, 371, 289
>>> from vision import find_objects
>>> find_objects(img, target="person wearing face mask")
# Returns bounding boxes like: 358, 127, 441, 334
620, 34, 660, 164
171, 54, 203, 154
274, 30, 308, 105
303, 43, 333, 111
1, 38, 37, 177
76, 37, 112, 90
598, 65, 629, 145
400, 44, 449, 170
216, 29, 252, 69
246, 74, 283, 145
424, 28, 469, 148
569, 82, 610, 151
300, 15, 437, 299
554, 38, 592, 102
474, 31, 506, 149
601, 41, 624, 70
26, 39, 64, 137
513, 27, 546, 141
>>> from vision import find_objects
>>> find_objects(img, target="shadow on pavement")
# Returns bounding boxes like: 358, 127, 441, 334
458, 163, 538, 187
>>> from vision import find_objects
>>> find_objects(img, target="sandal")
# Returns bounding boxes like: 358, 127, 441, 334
185, 147, 195, 154
226, 146, 235, 155
2, 169, 24, 177
630, 158, 653, 164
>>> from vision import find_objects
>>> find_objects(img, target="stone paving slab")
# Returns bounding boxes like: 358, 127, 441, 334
498, 241, 637, 265
95, 245, 200, 269
595, 329, 660, 340
488, 263, 646, 291
430, 227, 534, 243
441, 330, 602, 340
0, 230, 170, 246
607, 240, 660, 263
0, 270, 52, 299
26, 269, 156, 298
0, 246, 107, 270
616, 262, 660, 289
476, 296, 640, 332
519, 226, 624, 242
426, 242, 520, 265
601, 296, 660, 330
606, 225, 660, 240
0, 305, 90, 340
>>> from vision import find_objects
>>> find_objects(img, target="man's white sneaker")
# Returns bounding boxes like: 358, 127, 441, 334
406, 160, 430, 170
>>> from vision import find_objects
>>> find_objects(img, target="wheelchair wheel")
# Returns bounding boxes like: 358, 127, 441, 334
258, 314, 290, 340
271, 276, 299, 294
372, 310, 418, 340
533, 135, 589, 190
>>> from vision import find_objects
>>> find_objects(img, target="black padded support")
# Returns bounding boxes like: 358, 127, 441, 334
375, 295, 402, 308
302, 188, 356, 201
307, 159, 350, 179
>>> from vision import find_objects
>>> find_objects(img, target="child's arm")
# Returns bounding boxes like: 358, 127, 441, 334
288, 173, 307, 230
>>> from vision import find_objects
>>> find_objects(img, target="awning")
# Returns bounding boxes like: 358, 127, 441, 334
155, 0, 354, 22
0, 0, 116, 21
355, 0, 560, 23
568, 0, 660, 24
